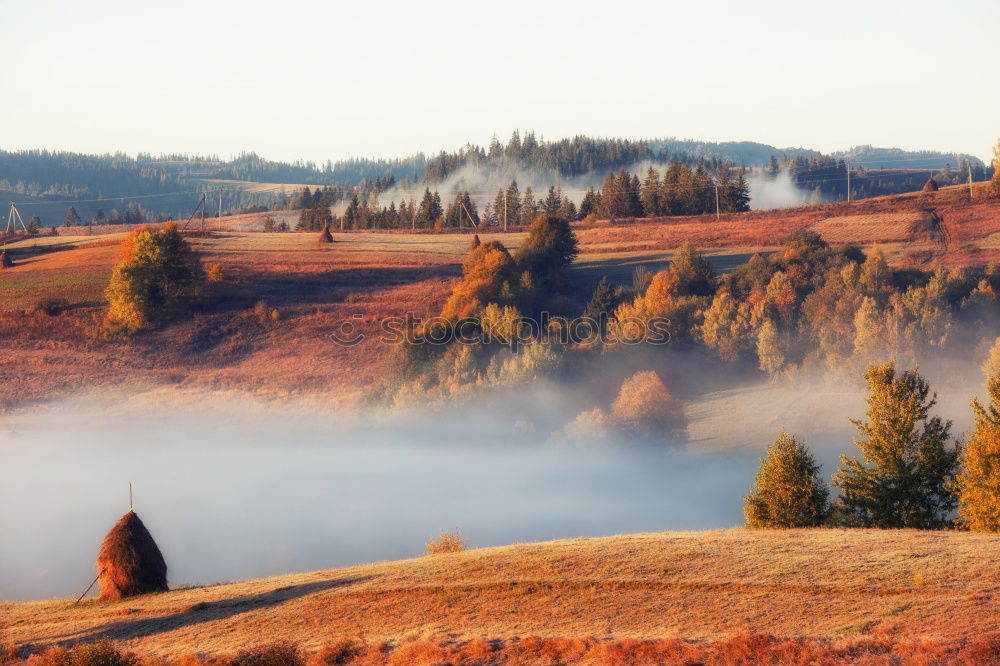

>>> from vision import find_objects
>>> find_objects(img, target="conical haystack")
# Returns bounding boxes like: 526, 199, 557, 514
923, 178, 939, 192
0, 251, 11, 269
97, 510, 168, 600
318, 225, 334, 243
468, 233, 481, 250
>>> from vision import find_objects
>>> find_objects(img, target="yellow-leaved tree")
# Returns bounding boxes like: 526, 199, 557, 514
745, 432, 829, 528
955, 375, 1000, 531
105, 223, 203, 333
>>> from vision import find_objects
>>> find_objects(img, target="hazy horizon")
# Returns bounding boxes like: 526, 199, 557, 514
2, 0, 997, 164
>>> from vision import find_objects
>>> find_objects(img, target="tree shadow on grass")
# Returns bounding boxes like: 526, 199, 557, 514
39, 576, 373, 648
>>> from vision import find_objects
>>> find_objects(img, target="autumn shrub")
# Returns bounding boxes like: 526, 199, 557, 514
307, 640, 358, 666
33, 642, 139, 666
104, 223, 203, 333
30, 298, 70, 316
745, 432, 830, 527
207, 264, 226, 282
253, 300, 280, 326
425, 528, 466, 554
226, 643, 302, 666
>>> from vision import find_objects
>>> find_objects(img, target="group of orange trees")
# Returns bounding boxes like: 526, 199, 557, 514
745, 361, 1000, 532
385, 220, 1000, 401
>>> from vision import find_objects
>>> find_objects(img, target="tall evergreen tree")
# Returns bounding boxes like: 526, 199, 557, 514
640, 167, 662, 217
521, 186, 537, 225
833, 362, 959, 528
64, 206, 81, 227
542, 186, 561, 215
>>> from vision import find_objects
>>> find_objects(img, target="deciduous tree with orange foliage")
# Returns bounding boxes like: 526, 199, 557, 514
956, 375, 1000, 531
104, 223, 203, 333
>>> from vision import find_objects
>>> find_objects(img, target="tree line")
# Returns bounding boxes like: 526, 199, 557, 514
745, 360, 1000, 532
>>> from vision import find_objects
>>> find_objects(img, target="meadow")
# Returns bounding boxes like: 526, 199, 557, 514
5, 530, 999, 662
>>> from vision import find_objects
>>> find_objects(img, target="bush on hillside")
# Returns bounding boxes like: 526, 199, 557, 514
426, 528, 466, 555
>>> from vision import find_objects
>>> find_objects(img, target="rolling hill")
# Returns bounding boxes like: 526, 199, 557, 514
5, 529, 999, 663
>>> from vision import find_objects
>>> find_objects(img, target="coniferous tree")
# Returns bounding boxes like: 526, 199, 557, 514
514, 214, 578, 282
583, 275, 617, 335
65, 206, 81, 227
833, 362, 959, 528
521, 187, 537, 226
542, 186, 561, 215
579, 187, 600, 219
745, 432, 829, 528
416, 188, 442, 227
26, 215, 41, 234
504, 181, 521, 228
641, 167, 662, 217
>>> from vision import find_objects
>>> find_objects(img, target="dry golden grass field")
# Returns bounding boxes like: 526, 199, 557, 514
4, 529, 999, 662
1, 185, 998, 411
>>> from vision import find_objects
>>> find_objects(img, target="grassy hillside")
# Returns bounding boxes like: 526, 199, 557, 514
5, 529, 999, 661
1, 183, 999, 411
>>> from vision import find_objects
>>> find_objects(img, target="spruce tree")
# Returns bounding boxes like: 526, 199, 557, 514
833, 362, 959, 528
65, 206, 81, 227
583, 275, 617, 334
641, 167, 662, 217
955, 376, 1000, 531
745, 432, 829, 528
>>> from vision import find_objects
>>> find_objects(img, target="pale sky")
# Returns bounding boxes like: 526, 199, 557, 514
1, 0, 997, 164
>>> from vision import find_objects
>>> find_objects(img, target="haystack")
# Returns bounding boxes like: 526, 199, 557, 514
318, 225, 333, 243
97, 510, 168, 600
468, 233, 481, 250
0, 250, 11, 269
923, 178, 939, 192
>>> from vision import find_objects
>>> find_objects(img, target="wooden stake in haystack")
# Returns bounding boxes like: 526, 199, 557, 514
95, 485, 168, 600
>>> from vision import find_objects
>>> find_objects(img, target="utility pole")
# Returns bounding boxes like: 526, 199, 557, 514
846, 161, 851, 203
714, 183, 720, 221
968, 163, 974, 201
218, 188, 223, 230
5, 201, 27, 234
503, 191, 508, 232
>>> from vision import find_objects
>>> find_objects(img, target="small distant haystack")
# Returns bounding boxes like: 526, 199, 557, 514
318, 225, 334, 244
468, 233, 481, 250
923, 178, 939, 192
0, 250, 11, 269
97, 511, 168, 600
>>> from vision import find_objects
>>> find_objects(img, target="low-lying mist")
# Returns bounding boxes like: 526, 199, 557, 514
0, 362, 983, 602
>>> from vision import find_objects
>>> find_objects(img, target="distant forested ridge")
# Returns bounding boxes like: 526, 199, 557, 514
0, 136, 990, 227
